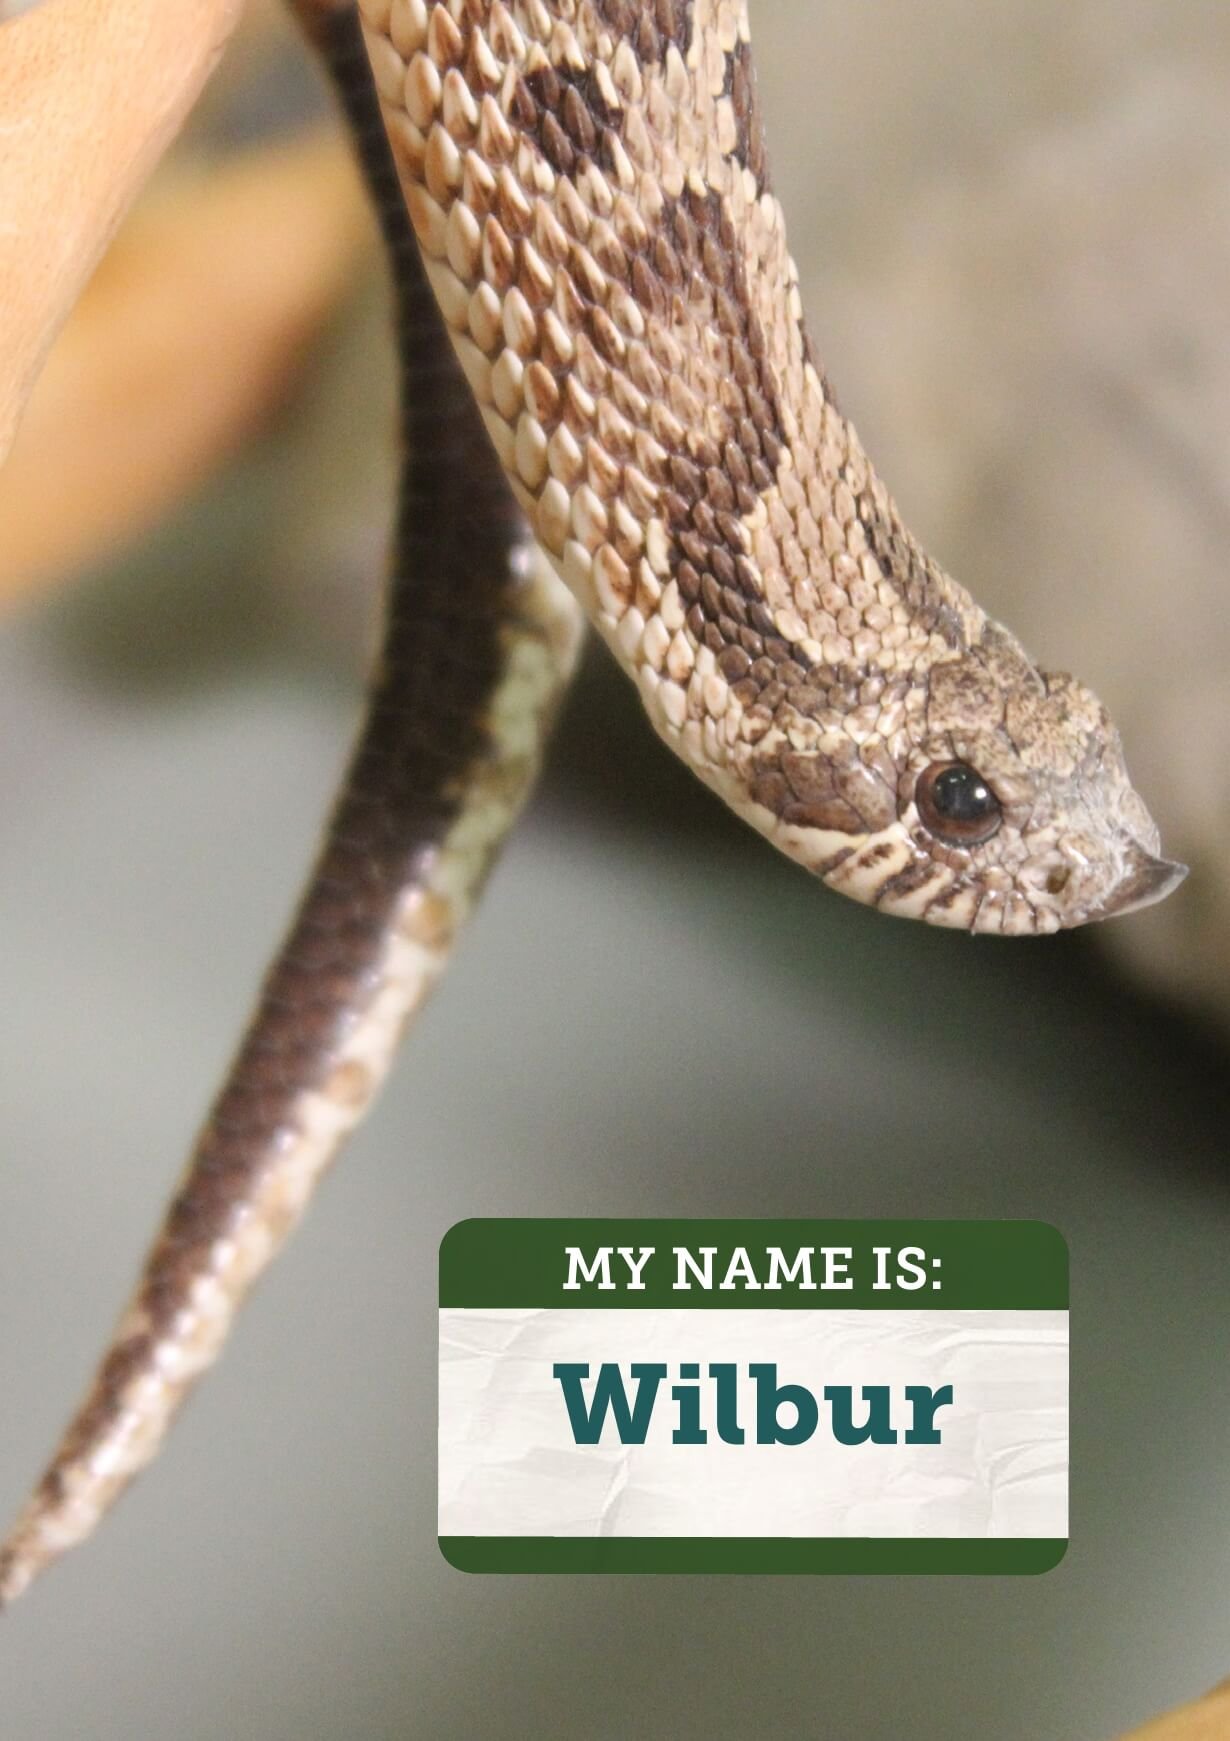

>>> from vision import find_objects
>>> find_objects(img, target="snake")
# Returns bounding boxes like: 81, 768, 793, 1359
0, 0, 1185, 1607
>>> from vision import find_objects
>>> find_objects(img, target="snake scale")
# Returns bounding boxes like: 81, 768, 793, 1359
0, 0, 1184, 1606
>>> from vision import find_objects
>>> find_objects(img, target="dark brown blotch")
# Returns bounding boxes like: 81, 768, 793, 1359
592, 0, 694, 64
741, 744, 899, 835
523, 59, 626, 177
727, 38, 768, 185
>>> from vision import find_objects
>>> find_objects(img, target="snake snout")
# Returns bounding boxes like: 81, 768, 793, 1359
1091, 841, 1188, 922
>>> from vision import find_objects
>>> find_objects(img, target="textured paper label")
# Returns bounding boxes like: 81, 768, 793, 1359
438, 1221, 1068, 1573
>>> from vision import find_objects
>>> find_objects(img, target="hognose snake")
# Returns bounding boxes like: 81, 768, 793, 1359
0, 0, 1185, 1605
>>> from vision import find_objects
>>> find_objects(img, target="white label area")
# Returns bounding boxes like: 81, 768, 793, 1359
439, 1308, 1067, 1539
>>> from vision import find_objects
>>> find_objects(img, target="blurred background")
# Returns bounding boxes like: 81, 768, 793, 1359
1, 1, 1228, 1735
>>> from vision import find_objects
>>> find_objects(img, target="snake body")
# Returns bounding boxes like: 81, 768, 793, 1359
0, 0, 1182, 1605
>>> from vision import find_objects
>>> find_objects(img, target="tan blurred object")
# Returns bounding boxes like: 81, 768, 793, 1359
783, 27, 1230, 1028
0, 0, 245, 463
905, 74, 1230, 1027
0, 133, 373, 601
1124, 1681, 1230, 1739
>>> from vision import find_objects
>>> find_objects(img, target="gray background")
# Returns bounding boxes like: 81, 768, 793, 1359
1, 3, 1228, 1736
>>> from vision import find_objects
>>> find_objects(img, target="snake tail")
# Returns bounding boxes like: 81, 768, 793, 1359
0, 1, 582, 1608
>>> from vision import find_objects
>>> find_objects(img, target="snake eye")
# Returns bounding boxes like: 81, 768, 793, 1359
915, 760, 1002, 847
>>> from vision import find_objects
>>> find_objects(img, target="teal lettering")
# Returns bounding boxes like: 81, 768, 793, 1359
824, 1385, 898, 1445
671, 1362, 706, 1443
552, 1362, 666, 1445
904, 1384, 953, 1443
711, 1363, 744, 1444
750, 1363, 818, 1445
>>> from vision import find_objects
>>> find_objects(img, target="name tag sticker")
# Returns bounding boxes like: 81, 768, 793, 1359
438, 1220, 1068, 1574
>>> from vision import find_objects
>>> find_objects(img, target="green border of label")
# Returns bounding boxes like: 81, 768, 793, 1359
439, 1219, 1068, 1310
439, 1538, 1068, 1575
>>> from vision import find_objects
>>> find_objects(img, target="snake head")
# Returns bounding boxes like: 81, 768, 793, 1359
816, 624, 1185, 934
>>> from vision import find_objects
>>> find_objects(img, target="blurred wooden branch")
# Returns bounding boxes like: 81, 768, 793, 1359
0, 132, 372, 602
1123, 1682, 1230, 1739
0, 0, 244, 462
0, 0, 377, 608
